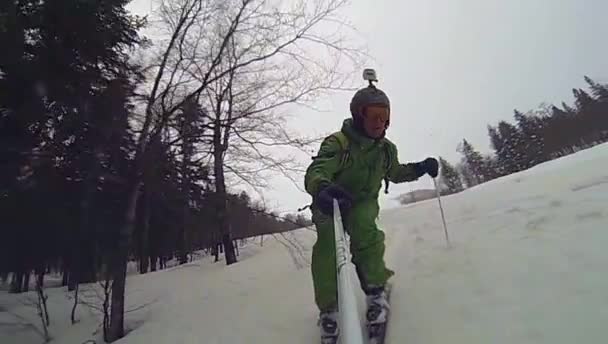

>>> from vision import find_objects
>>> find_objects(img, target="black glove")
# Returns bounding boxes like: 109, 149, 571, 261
413, 157, 439, 178
316, 183, 353, 216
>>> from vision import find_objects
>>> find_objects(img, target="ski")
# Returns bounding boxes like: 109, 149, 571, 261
367, 283, 392, 344
320, 337, 338, 344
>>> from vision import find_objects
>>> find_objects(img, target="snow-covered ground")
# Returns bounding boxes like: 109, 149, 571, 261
2, 143, 608, 344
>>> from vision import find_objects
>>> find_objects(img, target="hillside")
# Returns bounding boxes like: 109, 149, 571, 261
2, 143, 607, 344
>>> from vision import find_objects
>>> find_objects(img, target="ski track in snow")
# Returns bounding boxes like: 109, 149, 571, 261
1, 143, 608, 344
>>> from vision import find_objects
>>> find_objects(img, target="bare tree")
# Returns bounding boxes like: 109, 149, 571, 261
101, 276, 112, 342
71, 284, 79, 324
186, 0, 364, 264
15, 282, 52, 342
107, 0, 217, 338
35, 277, 51, 342
76, 272, 152, 344
108, 0, 364, 339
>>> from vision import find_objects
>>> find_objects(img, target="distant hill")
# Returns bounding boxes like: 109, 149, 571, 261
395, 189, 437, 205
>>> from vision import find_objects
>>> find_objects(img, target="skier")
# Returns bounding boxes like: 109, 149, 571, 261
304, 70, 439, 343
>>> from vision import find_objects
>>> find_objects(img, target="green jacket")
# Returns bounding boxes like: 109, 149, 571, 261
305, 118, 420, 202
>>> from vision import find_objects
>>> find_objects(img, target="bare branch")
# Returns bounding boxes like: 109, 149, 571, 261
139, 0, 366, 221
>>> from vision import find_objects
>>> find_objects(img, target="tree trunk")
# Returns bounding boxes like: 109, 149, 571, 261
150, 256, 157, 272
213, 243, 219, 262
35, 279, 50, 342
106, 45, 161, 339
108, 181, 140, 342
36, 266, 44, 289
62, 270, 68, 286
213, 125, 237, 265
223, 235, 236, 264
67, 269, 77, 291
178, 106, 194, 265
139, 187, 151, 274
108, 250, 127, 341
80, 251, 97, 284
22, 271, 30, 292
10, 272, 23, 293
71, 283, 79, 324
76, 133, 101, 286
139, 257, 149, 274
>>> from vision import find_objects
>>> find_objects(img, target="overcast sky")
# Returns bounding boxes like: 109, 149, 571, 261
127, 0, 608, 214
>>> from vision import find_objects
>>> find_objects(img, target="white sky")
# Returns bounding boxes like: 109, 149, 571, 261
127, 0, 608, 214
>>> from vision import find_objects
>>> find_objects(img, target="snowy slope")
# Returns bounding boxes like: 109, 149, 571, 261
2, 143, 608, 344
381, 143, 608, 344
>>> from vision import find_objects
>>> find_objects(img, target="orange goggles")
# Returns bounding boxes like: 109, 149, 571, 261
363, 107, 390, 124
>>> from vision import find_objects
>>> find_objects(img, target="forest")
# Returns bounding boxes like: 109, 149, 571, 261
439, 76, 608, 194
0, 0, 358, 341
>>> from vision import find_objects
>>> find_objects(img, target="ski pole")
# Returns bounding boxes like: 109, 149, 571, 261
432, 178, 451, 247
333, 199, 365, 344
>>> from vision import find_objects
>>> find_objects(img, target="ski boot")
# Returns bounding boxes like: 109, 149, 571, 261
366, 285, 390, 341
318, 310, 339, 344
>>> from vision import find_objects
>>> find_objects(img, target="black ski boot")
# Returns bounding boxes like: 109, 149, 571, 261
318, 310, 339, 344
366, 286, 390, 325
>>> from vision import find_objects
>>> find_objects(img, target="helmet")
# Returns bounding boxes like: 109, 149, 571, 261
349, 69, 391, 135
349, 85, 390, 119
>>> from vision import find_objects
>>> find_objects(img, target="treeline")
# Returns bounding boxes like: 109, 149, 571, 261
439, 76, 608, 193
1, 181, 308, 293
0, 0, 353, 340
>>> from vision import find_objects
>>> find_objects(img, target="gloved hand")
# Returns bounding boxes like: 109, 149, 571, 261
316, 183, 353, 216
413, 157, 439, 178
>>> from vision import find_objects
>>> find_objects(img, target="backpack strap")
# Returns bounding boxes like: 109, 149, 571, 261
383, 142, 394, 194
330, 131, 351, 168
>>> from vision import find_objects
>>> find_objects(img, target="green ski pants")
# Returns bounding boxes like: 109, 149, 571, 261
310, 199, 394, 312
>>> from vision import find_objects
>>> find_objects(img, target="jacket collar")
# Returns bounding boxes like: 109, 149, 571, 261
341, 118, 386, 149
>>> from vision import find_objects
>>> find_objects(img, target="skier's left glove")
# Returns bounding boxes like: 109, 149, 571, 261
413, 157, 439, 178
316, 183, 353, 216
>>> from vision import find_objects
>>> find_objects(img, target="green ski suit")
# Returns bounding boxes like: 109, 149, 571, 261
304, 118, 420, 312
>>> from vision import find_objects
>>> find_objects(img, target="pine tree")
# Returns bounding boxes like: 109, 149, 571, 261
585, 76, 608, 102
513, 110, 546, 168
457, 139, 487, 184
456, 162, 476, 189
482, 155, 502, 180
487, 126, 507, 177
494, 121, 525, 173
438, 157, 463, 194
471, 77, 608, 186
0, 0, 144, 294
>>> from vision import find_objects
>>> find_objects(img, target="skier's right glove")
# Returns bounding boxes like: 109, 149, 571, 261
412, 157, 439, 178
316, 183, 353, 216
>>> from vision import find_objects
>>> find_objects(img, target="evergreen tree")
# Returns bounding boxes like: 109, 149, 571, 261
482, 155, 502, 181
495, 121, 525, 173
585, 76, 608, 102
438, 157, 463, 194
483, 77, 608, 178
456, 162, 477, 189
513, 110, 546, 168
0, 0, 144, 293
457, 139, 487, 184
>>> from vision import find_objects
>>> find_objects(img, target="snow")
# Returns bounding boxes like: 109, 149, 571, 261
2, 143, 608, 344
